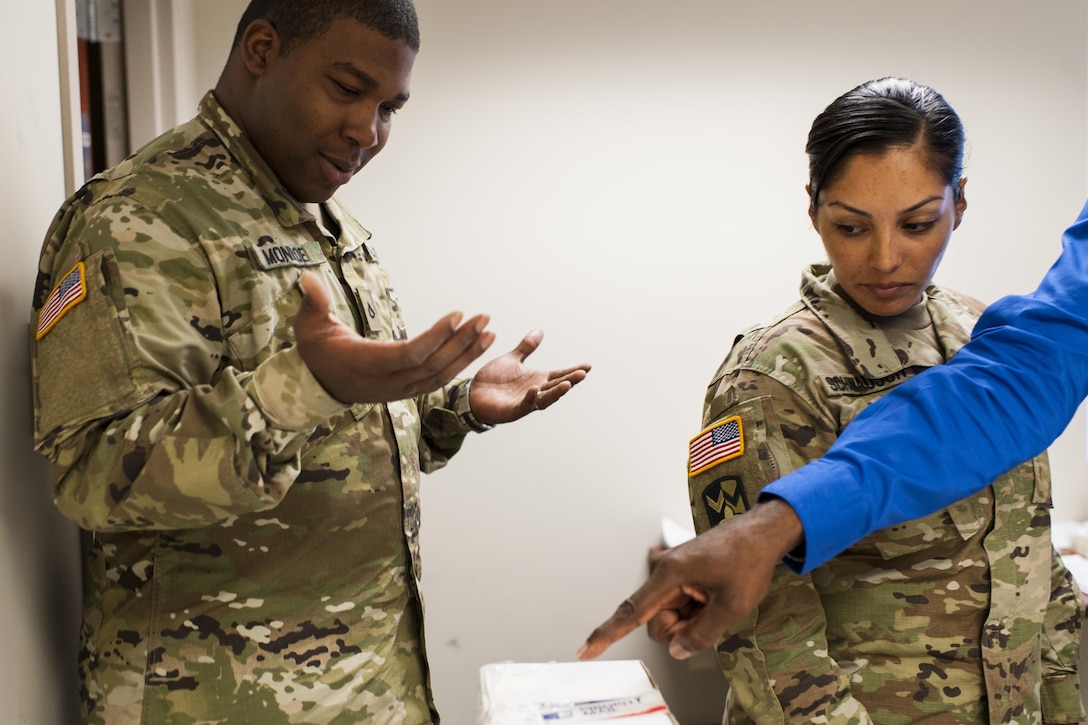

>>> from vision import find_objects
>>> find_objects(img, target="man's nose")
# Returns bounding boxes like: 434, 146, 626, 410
344, 104, 380, 149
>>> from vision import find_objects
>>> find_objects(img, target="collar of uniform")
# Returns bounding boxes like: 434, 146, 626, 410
197, 91, 310, 230
324, 198, 377, 259
922, 286, 976, 359
799, 263, 945, 378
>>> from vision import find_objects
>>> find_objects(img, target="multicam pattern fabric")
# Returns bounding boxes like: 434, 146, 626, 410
689, 264, 1085, 725
30, 92, 478, 724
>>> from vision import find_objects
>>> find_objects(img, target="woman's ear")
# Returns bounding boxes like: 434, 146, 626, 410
953, 177, 968, 230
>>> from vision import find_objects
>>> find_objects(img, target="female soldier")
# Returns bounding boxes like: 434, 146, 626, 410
688, 77, 1084, 724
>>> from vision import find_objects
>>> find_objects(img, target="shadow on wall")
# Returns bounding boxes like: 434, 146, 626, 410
0, 289, 82, 724
645, 646, 729, 724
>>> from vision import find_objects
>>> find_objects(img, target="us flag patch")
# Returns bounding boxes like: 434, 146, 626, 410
36, 262, 86, 340
689, 416, 744, 475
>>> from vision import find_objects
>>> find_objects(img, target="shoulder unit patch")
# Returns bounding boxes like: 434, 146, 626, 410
703, 475, 750, 525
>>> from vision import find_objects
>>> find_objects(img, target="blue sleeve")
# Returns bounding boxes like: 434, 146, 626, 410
763, 197, 1088, 573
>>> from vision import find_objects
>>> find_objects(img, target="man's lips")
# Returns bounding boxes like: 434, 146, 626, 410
319, 154, 363, 185
324, 154, 363, 172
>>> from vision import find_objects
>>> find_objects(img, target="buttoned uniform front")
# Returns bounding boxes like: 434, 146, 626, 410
30, 92, 480, 724
689, 265, 1084, 724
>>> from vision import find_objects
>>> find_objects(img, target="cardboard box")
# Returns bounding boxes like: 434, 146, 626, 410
477, 659, 678, 723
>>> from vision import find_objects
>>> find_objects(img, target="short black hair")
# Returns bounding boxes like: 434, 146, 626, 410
231, 0, 420, 55
806, 77, 965, 210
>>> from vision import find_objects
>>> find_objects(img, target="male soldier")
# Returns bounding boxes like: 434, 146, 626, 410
31, 1, 589, 723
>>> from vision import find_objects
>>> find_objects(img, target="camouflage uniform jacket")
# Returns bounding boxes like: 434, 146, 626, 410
688, 264, 1085, 725
30, 92, 482, 725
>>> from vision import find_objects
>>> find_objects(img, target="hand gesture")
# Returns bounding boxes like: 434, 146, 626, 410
468, 329, 591, 425
293, 271, 496, 404
577, 499, 802, 660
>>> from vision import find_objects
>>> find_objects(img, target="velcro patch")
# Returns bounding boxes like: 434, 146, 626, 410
36, 262, 86, 340
702, 475, 750, 525
688, 416, 743, 475
821, 370, 912, 397
249, 240, 325, 270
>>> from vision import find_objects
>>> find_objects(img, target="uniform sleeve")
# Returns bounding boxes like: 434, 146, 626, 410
415, 379, 478, 473
31, 197, 348, 532
690, 370, 873, 724
1040, 547, 1085, 724
763, 198, 1088, 573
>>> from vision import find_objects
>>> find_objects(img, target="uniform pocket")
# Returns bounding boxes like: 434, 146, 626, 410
34, 248, 142, 438
224, 268, 305, 369
872, 487, 993, 560
1031, 453, 1052, 506
688, 396, 791, 535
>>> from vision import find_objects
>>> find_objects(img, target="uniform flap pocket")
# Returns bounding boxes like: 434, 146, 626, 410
688, 396, 788, 534
34, 249, 141, 439
1031, 453, 1052, 506
873, 490, 991, 560
944, 492, 989, 540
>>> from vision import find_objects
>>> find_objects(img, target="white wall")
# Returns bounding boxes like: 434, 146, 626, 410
347, 3, 1088, 723
0, 3, 84, 724
116, 1, 1088, 724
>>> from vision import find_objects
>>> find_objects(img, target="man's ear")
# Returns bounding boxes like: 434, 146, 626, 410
238, 19, 280, 77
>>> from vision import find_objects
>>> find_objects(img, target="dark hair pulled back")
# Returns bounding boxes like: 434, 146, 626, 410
805, 77, 964, 211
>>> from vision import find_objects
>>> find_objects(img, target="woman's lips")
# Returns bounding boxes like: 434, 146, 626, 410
867, 284, 910, 299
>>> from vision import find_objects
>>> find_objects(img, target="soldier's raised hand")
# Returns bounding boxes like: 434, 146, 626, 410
468, 329, 591, 425
293, 271, 495, 403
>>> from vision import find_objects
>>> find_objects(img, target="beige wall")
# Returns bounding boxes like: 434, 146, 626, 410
3, 1, 1085, 724
342, 3, 1088, 722
0, 3, 83, 724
